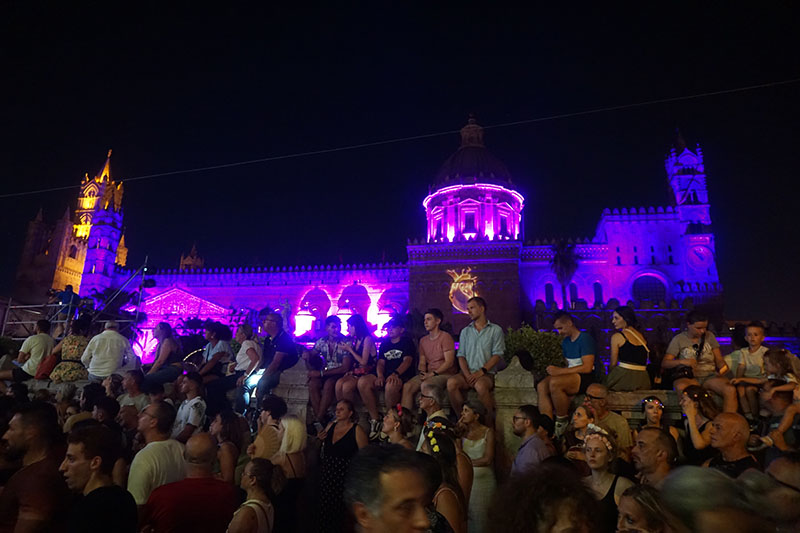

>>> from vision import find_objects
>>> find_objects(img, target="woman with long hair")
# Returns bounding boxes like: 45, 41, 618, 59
458, 401, 495, 533
210, 408, 245, 484
635, 396, 680, 444
198, 321, 234, 383
144, 322, 183, 386
679, 385, 720, 466
422, 429, 467, 533
270, 414, 307, 533
335, 315, 376, 404
228, 458, 278, 533
616, 484, 670, 533
381, 404, 414, 449
584, 426, 634, 533
606, 306, 651, 391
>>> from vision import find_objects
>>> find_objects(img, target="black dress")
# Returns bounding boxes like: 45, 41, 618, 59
319, 422, 359, 533
273, 454, 305, 533
598, 475, 621, 533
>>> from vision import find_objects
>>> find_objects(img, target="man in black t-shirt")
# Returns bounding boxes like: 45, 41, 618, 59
60, 424, 137, 532
240, 312, 299, 413
705, 412, 760, 478
357, 317, 416, 440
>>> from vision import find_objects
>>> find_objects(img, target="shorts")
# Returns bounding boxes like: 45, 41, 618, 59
11, 367, 33, 382
578, 372, 594, 394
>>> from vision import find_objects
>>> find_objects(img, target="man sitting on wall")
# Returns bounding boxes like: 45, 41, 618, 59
446, 297, 505, 420
537, 311, 596, 437
306, 316, 352, 428
0, 319, 55, 391
401, 308, 457, 410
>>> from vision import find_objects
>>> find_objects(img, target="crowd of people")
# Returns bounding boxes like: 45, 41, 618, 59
0, 295, 799, 532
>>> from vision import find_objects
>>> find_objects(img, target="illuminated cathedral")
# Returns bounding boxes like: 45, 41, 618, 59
15, 119, 722, 358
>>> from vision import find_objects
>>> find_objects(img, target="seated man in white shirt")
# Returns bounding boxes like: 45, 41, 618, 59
81, 321, 136, 382
0, 319, 55, 389
171, 372, 207, 444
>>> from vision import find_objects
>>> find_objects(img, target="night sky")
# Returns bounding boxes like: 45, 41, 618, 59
2, 5, 798, 322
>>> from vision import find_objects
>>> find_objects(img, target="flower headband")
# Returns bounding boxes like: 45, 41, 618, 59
584, 424, 614, 452
642, 397, 664, 409
396, 403, 403, 418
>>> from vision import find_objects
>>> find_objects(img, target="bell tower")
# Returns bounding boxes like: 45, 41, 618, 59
79, 150, 127, 297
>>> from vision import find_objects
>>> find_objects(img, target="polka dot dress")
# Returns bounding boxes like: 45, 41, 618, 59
319, 422, 358, 533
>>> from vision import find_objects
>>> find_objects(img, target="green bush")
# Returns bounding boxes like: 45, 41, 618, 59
504, 325, 564, 381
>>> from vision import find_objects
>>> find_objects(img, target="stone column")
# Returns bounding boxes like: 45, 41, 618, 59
273, 364, 310, 423
494, 356, 537, 479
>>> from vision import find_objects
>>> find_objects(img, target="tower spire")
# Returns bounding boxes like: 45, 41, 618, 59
98, 149, 112, 181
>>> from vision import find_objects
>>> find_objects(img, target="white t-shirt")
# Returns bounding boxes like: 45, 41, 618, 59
127, 439, 186, 505
20, 333, 55, 375
235, 340, 262, 372
171, 396, 206, 439
729, 346, 768, 378
118, 392, 150, 412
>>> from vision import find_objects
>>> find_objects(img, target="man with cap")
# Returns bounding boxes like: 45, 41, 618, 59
358, 317, 416, 440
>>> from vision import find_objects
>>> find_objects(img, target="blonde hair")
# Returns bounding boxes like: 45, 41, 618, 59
279, 415, 307, 455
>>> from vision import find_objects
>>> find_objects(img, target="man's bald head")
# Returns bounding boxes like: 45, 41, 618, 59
185, 433, 217, 466
710, 413, 750, 451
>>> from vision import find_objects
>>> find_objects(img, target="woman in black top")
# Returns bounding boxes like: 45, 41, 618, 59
606, 306, 651, 392
679, 385, 719, 465
317, 400, 368, 533
584, 426, 634, 532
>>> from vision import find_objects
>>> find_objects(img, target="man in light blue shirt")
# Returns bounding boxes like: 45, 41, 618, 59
510, 404, 552, 476
446, 297, 505, 419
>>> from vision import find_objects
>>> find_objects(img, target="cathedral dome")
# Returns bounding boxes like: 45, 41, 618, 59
433, 116, 513, 190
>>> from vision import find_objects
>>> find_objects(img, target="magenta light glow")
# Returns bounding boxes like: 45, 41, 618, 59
422, 183, 525, 209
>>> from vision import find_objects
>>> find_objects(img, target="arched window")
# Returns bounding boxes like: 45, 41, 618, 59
68, 245, 78, 259
545, 283, 555, 307
593, 282, 603, 306
569, 283, 578, 303
632, 275, 667, 304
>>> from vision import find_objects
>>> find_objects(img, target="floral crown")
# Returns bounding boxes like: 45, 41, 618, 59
641, 397, 664, 409
584, 424, 614, 452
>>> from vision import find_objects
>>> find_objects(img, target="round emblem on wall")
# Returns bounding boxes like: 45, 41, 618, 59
687, 245, 714, 270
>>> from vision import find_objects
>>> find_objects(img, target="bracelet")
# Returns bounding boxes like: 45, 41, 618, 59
481, 367, 489, 375
433, 371, 438, 376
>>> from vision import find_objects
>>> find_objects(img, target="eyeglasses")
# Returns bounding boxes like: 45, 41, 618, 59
512, 416, 529, 422
139, 410, 155, 419
419, 394, 433, 400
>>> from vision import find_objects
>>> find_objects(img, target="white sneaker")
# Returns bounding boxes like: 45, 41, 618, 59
554, 418, 568, 438
368, 419, 381, 440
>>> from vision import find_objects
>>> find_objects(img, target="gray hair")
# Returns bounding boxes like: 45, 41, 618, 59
421, 382, 446, 407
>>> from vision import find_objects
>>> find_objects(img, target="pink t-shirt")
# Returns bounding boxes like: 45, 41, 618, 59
419, 332, 456, 373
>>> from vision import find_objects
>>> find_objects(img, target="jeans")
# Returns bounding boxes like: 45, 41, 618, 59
142, 365, 181, 388
237, 370, 283, 413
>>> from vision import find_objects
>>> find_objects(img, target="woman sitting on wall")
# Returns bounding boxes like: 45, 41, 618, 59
143, 322, 183, 387
605, 306, 651, 392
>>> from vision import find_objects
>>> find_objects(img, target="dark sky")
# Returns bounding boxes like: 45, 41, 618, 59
1, 5, 798, 322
